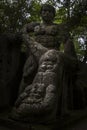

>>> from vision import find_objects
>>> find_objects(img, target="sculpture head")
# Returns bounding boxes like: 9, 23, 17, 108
40, 4, 56, 24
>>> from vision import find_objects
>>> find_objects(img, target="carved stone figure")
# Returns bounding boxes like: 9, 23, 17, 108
10, 4, 79, 122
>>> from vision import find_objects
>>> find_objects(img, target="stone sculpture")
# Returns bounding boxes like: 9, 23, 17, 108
10, 4, 79, 122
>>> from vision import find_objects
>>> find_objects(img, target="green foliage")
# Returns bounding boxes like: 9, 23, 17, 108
55, 7, 67, 23
28, 0, 41, 22
0, 0, 32, 33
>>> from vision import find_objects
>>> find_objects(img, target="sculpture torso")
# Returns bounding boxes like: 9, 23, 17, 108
28, 23, 60, 49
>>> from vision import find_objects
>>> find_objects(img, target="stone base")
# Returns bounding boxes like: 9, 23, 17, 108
0, 108, 87, 130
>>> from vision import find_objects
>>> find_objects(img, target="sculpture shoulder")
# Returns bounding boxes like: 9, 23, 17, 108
34, 23, 59, 35
21, 22, 40, 33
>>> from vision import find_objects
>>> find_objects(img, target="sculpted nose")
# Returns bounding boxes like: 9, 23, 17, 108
46, 11, 49, 14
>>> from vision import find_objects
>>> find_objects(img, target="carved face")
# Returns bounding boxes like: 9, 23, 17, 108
41, 6, 55, 23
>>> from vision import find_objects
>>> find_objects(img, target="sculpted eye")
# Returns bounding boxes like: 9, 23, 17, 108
41, 64, 46, 68
47, 65, 53, 69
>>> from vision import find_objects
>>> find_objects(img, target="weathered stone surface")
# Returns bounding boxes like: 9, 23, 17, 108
9, 4, 87, 123
10, 50, 59, 122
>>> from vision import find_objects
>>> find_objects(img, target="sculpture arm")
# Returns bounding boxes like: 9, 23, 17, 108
64, 38, 77, 59
59, 24, 77, 59
21, 22, 40, 34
